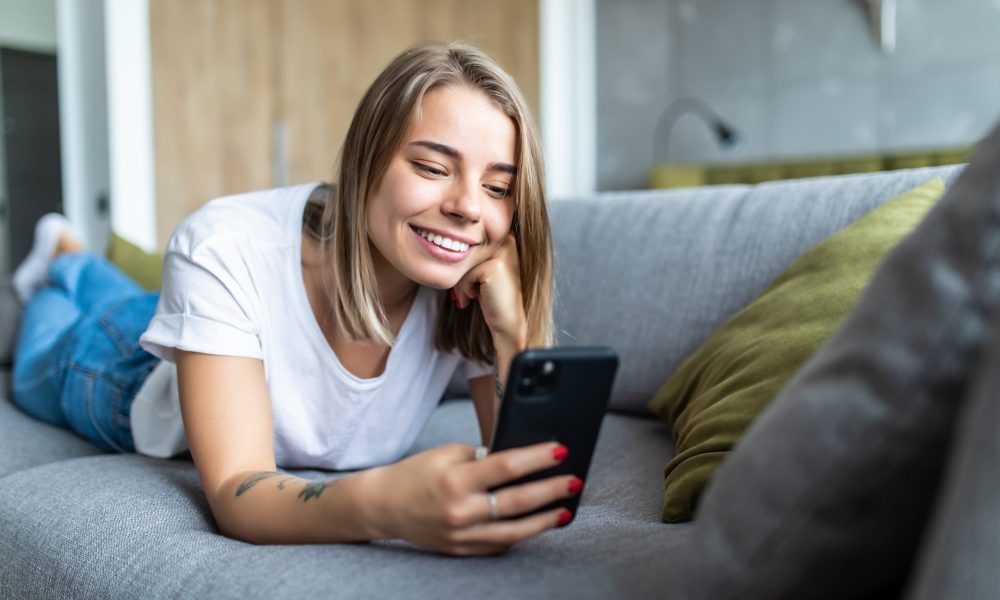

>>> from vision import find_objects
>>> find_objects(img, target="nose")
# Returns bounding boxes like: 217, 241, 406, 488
442, 178, 482, 223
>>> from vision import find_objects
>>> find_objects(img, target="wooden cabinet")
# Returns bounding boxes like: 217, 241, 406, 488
150, 0, 539, 247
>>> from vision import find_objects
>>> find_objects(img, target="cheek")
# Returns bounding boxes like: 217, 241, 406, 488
371, 169, 435, 220
485, 202, 515, 242
387, 168, 442, 211
365, 193, 391, 242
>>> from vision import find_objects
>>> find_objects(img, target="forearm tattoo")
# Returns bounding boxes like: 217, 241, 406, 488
298, 480, 336, 502
234, 471, 336, 503
235, 471, 280, 497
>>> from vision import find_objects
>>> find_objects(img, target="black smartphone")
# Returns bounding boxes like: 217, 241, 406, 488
487, 347, 619, 525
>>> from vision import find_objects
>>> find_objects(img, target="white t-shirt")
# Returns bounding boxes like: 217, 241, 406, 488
136, 183, 491, 470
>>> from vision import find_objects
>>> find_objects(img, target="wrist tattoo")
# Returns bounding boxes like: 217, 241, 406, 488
235, 471, 280, 497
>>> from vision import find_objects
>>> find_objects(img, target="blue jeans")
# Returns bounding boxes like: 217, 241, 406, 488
12, 252, 160, 452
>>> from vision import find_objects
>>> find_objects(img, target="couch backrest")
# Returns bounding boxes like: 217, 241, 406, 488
550, 165, 965, 415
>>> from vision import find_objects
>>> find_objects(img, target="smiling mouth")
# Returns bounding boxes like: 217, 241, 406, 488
412, 226, 472, 252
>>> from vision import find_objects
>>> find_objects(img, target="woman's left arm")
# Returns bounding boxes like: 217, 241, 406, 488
469, 375, 498, 447
453, 233, 529, 446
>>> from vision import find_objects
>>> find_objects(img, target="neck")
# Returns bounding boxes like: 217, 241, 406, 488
301, 236, 417, 342
370, 244, 419, 315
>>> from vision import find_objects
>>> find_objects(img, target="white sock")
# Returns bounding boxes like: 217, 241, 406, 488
12, 213, 77, 304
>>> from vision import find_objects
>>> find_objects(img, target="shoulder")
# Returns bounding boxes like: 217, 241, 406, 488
167, 183, 320, 257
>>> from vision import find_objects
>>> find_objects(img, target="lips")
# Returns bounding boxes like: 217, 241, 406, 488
413, 227, 475, 252
414, 227, 471, 252
410, 226, 475, 264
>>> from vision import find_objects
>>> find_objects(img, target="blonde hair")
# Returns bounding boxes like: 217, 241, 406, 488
313, 43, 553, 364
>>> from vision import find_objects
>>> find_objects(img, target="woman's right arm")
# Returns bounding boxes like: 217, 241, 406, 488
176, 350, 579, 554
175, 350, 377, 543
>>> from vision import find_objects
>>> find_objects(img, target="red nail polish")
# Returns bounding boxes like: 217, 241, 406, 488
557, 510, 573, 527
450, 289, 457, 302
553, 444, 568, 461
568, 478, 584, 494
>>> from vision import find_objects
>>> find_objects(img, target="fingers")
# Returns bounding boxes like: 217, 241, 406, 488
451, 270, 482, 310
450, 283, 476, 310
445, 507, 572, 555
451, 240, 499, 309
464, 441, 569, 491
405, 443, 582, 556
487, 474, 583, 522
451, 233, 519, 310
444, 443, 580, 523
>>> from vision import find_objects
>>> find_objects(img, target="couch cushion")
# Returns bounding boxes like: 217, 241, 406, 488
648, 178, 946, 522
550, 165, 964, 415
107, 231, 163, 291
674, 122, 1000, 599
0, 400, 690, 599
0, 394, 103, 479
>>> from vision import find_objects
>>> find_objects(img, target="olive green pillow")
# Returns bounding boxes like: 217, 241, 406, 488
648, 178, 946, 523
107, 231, 164, 291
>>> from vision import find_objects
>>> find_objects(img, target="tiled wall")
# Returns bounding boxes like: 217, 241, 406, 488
597, 0, 1000, 190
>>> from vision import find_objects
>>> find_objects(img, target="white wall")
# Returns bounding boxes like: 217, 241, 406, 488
540, 0, 597, 199
0, 0, 56, 51
57, 0, 111, 252
104, 0, 156, 250
56, 0, 155, 251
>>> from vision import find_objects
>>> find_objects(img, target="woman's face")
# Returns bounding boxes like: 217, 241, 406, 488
366, 84, 517, 291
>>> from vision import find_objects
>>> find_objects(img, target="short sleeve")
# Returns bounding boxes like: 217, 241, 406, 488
140, 217, 264, 363
461, 356, 494, 380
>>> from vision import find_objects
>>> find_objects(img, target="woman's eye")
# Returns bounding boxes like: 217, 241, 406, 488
412, 162, 445, 176
485, 184, 511, 198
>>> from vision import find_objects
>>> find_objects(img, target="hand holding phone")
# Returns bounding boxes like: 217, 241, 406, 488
488, 347, 619, 525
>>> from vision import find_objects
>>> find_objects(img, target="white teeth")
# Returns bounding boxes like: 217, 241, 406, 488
417, 228, 470, 253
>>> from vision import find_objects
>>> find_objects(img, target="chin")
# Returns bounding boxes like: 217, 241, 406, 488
419, 276, 463, 291
407, 266, 464, 291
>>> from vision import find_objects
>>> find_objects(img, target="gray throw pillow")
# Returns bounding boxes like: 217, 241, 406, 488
905, 308, 1000, 600
674, 118, 1000, 599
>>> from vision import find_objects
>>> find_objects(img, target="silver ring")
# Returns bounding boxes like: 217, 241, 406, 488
474, 446, 488, 461
486, 492, 501, 520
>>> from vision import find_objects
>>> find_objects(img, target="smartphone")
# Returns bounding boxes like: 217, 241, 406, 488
487, 347, 619, 525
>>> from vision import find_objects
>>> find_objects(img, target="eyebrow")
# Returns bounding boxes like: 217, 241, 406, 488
409, 140, 517, 175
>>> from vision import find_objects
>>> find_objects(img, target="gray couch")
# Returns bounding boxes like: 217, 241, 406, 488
0, 163, 978, 599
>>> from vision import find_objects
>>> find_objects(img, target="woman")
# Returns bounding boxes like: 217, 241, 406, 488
11, 44, 579, 556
